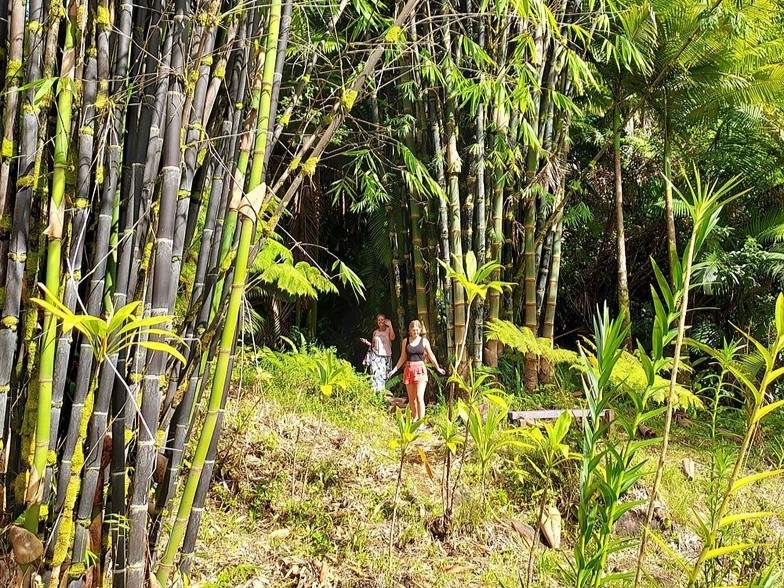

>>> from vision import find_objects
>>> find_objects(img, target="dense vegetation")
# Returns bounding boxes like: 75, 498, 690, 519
0, 0, 780, 585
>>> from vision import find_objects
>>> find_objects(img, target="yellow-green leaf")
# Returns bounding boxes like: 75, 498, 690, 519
320, 384, 333, 397
646, 527, 689, 572
719, 511, 775, 528
138, 341, 187, 364
416, 446, 433, 481
731, 469, 783, 494
754, 399, 784, 423
703, 543, 761, 561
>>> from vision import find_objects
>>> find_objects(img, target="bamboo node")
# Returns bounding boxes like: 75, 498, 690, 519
8, 251, 27, 263
0, 384, 9, 393
49, 0, 66, 20
16, 174, 35, 188
214, 65, 226, 79
177, 189, 189, 201
1, 315, 17, 329
0, 138, 11, 160
279, 111, 291, 126
74, 197, 89, 209
27, 20, 42, 34
235, 101, 244, 110
95, 165, 104, 185
288, 156, 301, 172
79, 125, 94, 136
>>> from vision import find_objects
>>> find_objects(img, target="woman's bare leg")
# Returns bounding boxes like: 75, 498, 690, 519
415, 380, 427, 420
406, 383, 418, 419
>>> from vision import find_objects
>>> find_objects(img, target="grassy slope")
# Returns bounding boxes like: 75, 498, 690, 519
188, 358, 784, 588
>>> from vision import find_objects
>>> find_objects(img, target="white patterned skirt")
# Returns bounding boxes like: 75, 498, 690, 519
370, 353, 392, 391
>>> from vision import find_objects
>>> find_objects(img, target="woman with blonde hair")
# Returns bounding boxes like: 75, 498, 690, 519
388, 320, 446, 421
360, 314, 396, 391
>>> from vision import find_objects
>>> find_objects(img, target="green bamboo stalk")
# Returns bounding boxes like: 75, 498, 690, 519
663, 99, 677, 286
25, 2, 76, 532
44, 23, 97, 563
401, 75, 429, 330
157, 1, 282, 576
541, 196, 563, 341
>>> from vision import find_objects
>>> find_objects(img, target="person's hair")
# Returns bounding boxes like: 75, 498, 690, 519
408, 319, 426, 335
376, 313, 387, 320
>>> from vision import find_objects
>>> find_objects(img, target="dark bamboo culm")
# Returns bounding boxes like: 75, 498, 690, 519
0, 0, 457, 583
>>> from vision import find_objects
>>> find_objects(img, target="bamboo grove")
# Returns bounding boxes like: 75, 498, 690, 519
0, 0, 782, 584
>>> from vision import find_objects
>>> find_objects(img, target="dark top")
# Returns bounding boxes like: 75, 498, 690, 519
406, 338, 425, 362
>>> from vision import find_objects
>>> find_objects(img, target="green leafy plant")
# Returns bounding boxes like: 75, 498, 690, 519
573, 304, 665, 588
439, 365, 504, 528
31, 284, 186, 366
297, 351, 354, 498
387, 407, 427, 582
634, 169, 748, 585
521, 410, 578, 587
661, 293, 784, 588
459, 392, 527, 506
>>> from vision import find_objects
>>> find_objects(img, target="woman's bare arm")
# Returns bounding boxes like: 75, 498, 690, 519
388, 338, 408, 377
424, 339, 446, 374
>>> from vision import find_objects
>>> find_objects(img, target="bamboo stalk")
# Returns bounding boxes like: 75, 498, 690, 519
157, 0, 283, 576
26, 0, 77, 531
0, 0, 45, 517
428, 95, 454, 359
0, 0, 24, 291
126, 0, 188, 580
44, 23, 97, 562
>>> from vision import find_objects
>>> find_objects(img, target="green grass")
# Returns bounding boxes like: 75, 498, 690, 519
186, 351, 784, 587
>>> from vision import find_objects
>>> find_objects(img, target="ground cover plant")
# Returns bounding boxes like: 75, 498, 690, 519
0, 0, 782, 585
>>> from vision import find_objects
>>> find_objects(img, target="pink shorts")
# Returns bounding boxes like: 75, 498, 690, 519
403, 362, 428, 385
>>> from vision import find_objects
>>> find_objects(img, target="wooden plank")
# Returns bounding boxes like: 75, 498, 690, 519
508, 408, 612, 424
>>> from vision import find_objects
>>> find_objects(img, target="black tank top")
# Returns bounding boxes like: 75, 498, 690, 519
406, 338, 425, 362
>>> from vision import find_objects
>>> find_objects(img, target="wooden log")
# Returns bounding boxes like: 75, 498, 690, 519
508, 408, 613, 426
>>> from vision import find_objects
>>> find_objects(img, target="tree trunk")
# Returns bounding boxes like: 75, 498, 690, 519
614, 104, 632, 349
